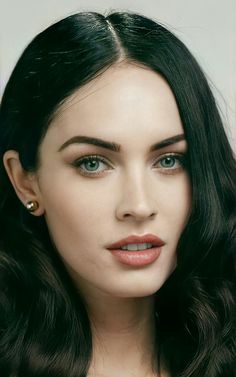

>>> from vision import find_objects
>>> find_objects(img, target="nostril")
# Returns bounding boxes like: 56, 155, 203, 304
115, 201, 158, 221
121, 210, 157, 220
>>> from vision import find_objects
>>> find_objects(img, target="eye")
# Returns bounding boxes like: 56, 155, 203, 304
153, 153, 186, 173
72, 155, 112, 177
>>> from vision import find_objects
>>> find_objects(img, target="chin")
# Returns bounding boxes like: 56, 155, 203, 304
108, 267, 176, 298
108, 279, 167, 298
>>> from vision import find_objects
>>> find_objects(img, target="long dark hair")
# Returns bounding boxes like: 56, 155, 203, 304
0, 11, 235, 377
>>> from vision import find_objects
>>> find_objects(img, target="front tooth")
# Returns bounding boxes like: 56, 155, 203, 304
126, 244, 139, 251
121, 243, 152, 251
137, 243, 152, 250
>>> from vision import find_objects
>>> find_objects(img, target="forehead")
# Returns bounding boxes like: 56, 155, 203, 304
43, 63, 184, 150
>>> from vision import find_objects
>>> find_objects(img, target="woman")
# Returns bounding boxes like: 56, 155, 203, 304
0, 11, 235, 377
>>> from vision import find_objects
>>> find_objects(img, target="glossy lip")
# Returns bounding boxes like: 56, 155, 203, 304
108, 247, 163, 267
106, 233, 165, 249
106, 234, 165, 267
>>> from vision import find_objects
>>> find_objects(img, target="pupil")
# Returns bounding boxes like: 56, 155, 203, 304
87, 160, 99, 170
163, 157, 174, 167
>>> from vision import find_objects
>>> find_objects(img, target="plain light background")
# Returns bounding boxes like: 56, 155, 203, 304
0, 0, 235, 149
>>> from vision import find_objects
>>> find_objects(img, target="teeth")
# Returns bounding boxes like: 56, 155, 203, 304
121, 243, 153, 251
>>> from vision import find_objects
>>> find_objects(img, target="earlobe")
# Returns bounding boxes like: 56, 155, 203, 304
3, 150, 44, 216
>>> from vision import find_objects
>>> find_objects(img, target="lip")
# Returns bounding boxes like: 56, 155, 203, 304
107, 233, 165, 249
106, 233, 165, 267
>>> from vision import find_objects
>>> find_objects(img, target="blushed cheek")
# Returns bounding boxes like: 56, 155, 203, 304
176, 176, 192, 216
163, 182, 191, 236
43, 187, 108, 244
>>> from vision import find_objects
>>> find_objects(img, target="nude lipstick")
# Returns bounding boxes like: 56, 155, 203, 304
107, 234, 165, 267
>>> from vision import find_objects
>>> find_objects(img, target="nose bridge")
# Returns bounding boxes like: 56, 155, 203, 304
116, 165, 157, 221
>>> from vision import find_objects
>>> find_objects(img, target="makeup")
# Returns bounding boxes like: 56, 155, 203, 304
108, 247, 162, 267
107, 234, 165, 267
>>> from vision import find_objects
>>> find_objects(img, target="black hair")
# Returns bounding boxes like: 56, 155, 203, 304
0, 11, 235, 377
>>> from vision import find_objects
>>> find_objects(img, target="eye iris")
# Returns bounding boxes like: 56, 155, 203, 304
161, 157, 175, 168
85, 159, 99, 171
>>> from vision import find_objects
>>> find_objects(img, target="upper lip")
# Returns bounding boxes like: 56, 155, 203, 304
107, 233, 165, 249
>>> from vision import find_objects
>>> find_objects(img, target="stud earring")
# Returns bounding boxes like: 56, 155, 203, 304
26, 200, 39, 212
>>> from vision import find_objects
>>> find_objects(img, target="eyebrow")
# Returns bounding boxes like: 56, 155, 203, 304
58, 133, 186, 152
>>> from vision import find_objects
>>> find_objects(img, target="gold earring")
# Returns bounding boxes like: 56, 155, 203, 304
26, 200, 39, 212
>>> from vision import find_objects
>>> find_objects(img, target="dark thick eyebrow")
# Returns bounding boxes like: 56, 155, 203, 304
150, 133, 186, 151
58, 133, 186, 153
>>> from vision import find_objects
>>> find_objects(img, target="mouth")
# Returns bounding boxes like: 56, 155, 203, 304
119, 242, 154, 251
106, 234, 165, 267
107, 233, 165, 249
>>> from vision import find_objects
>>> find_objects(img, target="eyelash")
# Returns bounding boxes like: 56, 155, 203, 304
71, 153, 187, 177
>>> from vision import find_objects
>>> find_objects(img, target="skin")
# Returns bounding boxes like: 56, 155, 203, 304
4, 63, 192, 376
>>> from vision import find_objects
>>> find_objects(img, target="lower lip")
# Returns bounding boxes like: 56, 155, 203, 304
108, 247, 162, 267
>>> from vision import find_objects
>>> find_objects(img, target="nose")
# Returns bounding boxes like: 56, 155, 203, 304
115, 170, 158, 222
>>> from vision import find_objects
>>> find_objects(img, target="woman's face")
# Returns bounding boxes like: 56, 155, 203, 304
35, 63, 191, 298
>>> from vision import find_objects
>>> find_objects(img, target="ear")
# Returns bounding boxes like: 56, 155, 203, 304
3, 150, 45, 216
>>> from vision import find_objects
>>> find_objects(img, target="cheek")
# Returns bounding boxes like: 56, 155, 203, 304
160, 175, 191, 216
40, 175, 113, 243
159, 176, 192, 245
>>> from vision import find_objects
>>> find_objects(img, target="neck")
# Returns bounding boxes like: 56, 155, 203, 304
83, 290, 157, 376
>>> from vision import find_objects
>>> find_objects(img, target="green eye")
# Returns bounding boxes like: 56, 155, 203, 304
72, 153, 186, 178
72, 155, 111, 176
160, 156, 177, 168
82, 158, 101, 171
154, 154, 186, 172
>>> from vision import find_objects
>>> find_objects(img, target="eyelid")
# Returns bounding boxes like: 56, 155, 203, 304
153, 152, 185, 162
72, 154, 113, 165
71, 154, 113, 176
152, 152, 187, 171
71, 151, 187, 178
